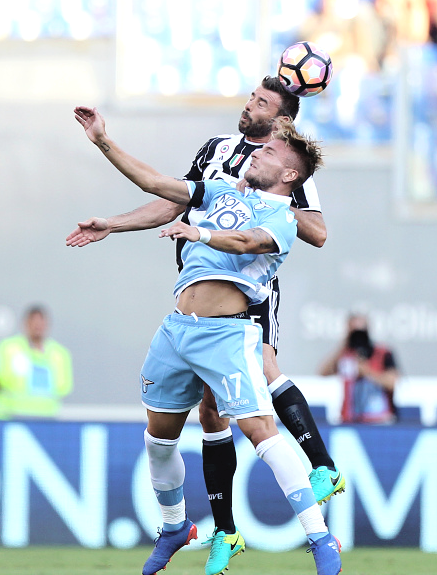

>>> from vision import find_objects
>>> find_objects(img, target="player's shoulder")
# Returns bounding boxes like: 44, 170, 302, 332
207, 133, 243, 146
196, 134, 241, 156
204, 179, 234, 193
214, 133, 242, 140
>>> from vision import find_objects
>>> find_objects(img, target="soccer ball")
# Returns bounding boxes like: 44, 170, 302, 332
277, 41, 333, 97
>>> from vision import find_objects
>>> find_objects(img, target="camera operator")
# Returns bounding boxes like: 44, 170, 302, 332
319, 314, 399, 424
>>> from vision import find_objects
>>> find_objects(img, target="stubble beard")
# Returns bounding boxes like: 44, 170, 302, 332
238, 114, 275, 139
245, 172, 275, 191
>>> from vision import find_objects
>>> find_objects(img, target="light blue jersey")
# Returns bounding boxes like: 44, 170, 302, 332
174, 180, 297, 305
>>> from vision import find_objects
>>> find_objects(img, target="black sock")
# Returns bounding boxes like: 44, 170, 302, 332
272, 381, 335, 470
202, 436, 236, 533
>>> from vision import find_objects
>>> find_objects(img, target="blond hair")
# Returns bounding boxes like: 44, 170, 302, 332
272, 117, 324, 190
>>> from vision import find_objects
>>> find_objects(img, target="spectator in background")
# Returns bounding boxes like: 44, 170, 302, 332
319, 313, 399, 424
0, 305, 73, 419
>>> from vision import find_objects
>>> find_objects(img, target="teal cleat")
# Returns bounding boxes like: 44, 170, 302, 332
309, 466, 346, 505
203, 529, 246, 575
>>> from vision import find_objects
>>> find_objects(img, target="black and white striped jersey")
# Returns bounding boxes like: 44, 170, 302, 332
177, 133, 322, 270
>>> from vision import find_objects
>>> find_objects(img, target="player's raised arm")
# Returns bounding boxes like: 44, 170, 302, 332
74, 106, 190, 205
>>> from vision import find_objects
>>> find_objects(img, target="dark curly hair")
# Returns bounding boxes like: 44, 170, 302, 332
261, 75, 300, 120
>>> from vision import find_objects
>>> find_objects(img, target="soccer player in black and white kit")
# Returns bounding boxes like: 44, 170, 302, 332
67, 76, 345, 575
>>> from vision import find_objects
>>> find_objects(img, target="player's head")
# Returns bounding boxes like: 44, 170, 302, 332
238, 76, 300, 139
261, 76, 300, 119
272, 118, 323, 190
245, 118, 323, 193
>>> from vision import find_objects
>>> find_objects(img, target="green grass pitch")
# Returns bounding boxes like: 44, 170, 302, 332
0, 546, 435, 575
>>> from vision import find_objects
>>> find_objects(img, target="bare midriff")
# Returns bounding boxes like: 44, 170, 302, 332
177, 280, 249, 317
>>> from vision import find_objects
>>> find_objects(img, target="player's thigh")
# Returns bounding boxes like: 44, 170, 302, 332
262, 343, 281, 384
147, 410, 190, 440
199, 383, 230, 432
141, 318, 203, 412
192, 321, 272, 418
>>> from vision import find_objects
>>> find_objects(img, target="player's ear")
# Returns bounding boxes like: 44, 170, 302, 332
272, 115, 292, 130
277, 114, 292, 124
283, 169, 298, 184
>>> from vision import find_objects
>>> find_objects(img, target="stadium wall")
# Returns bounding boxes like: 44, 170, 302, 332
0, 420, 435, 552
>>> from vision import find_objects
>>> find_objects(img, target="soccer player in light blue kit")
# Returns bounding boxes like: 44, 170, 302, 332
72, 106, 342, 575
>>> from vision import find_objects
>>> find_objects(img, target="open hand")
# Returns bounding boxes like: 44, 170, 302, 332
74, 106, 106, 144
66, 217, 110, 247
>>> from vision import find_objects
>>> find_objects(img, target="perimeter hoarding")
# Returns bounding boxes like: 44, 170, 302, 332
0, 421, 436, 552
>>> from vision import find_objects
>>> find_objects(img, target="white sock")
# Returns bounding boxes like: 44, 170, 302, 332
202, 428, 233, 442
144, 429, 186, 530
256, 434, 327, 538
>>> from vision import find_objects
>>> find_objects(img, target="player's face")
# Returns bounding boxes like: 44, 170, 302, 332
245, 139, 295, 191
239, 86, 283, 139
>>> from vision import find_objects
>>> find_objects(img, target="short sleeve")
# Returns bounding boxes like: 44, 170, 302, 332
258, 208, 297, 255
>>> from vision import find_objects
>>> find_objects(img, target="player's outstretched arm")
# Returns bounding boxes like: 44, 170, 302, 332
66, 217, 110, 247
108, 199, 186, 232
160, 222, 278, 255
74, 106, 190, 205
290, 208, 327, 247
66, 199, 185, 247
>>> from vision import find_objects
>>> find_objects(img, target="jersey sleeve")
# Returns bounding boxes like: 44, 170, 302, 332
258, 207, 297, 255
184, 181, 207, 208
184, 180, 227, 211
290, 176, 322, 212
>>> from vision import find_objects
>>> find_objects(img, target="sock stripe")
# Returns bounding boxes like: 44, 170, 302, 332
154, 485, 184, 506
202, 428, 233, 445
287, 488, 317, 515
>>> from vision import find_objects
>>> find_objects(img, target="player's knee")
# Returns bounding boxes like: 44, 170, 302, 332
144, 429, 179, 460
262, 345, 281, 384
238, 415, 278, 448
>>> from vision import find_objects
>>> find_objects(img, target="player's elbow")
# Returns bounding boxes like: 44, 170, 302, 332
228, 230, 276, 254
296, 213, 327, 247
314, 228, 327, 248
162, 200, 186, 224
310, 220, 328, 247
140, 176, 159, 195
243, 239, 275, 254
299, 228, 327, 248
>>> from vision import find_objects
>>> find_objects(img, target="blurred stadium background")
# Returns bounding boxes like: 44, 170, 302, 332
0, 0, 437, 557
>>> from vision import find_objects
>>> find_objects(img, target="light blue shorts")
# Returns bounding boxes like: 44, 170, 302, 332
140, 312, 273, 419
